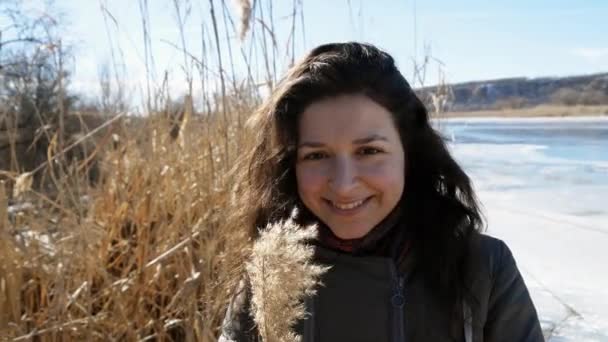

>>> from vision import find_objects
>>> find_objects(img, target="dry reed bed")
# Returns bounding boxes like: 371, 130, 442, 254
1, 111, 252, 341
0, 0, 311, 340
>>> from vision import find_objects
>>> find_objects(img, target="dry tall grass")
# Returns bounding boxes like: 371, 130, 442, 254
246, 211, 329, 342
1, 104, 254, 340
0, 1, 310, 340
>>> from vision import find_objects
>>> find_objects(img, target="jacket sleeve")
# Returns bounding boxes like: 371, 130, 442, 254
218, 280, 260, 342
484, 240, 544, 342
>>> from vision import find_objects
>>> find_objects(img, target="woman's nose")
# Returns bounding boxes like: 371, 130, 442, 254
328, 156, 358, 195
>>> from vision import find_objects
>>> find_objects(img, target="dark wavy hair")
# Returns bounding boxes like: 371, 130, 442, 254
241, 42, 485, 322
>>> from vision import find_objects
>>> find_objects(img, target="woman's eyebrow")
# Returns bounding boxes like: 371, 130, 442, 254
353, 134, 389, 145
298, 134, 388, 148
297, 141, 325, 148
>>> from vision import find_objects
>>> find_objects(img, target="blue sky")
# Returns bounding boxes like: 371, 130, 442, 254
6, 0, 608, 102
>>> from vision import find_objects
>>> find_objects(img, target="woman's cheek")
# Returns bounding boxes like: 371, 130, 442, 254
363, 159, 404, 188
296, 164, 326, 194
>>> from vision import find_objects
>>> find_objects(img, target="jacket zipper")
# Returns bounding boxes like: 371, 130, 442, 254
390, 264, 405, 342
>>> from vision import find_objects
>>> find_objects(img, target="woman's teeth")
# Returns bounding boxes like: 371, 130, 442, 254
332, 199, 365, 210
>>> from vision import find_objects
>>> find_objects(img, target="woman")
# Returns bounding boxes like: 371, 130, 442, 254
220, 42, 543, 341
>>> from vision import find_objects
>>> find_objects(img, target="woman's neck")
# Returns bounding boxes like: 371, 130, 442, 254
317, 205, 403, 255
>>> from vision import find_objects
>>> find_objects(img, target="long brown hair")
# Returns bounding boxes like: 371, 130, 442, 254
238, 42, 485, 319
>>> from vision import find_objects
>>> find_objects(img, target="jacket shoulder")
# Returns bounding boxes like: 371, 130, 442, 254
472, 234, 544, 342
472, 234, 513, 278
218, 279, 260, 342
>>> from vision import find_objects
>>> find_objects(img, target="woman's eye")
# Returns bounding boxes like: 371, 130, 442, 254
302, 152, 327, 160
358, 147, 382, 155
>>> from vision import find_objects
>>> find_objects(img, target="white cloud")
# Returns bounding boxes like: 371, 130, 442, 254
571, 47, 608, 62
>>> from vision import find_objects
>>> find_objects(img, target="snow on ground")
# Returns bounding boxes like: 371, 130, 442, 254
442, 116, 608, 341
482, 191, 608, 341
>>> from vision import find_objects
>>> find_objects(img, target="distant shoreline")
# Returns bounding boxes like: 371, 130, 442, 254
440, 105, 608, 118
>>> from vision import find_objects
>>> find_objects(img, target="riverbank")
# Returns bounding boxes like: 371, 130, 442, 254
442, 104, 608, 118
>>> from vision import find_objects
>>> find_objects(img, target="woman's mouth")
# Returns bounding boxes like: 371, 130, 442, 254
324, 196, 373, 215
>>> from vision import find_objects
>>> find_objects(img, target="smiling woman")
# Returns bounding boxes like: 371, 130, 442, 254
220, 42, 544, 342
296, 94, 406, 240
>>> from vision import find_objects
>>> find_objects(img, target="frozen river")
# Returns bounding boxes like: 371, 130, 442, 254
437, 116, 608, 341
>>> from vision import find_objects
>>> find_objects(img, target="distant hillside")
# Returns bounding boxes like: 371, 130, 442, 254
420, 72, 608, 112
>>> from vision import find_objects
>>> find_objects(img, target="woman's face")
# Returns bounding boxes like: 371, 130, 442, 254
296, 94, 406, 239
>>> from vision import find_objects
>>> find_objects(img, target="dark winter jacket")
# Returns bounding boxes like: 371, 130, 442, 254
219, 234, 544, 342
